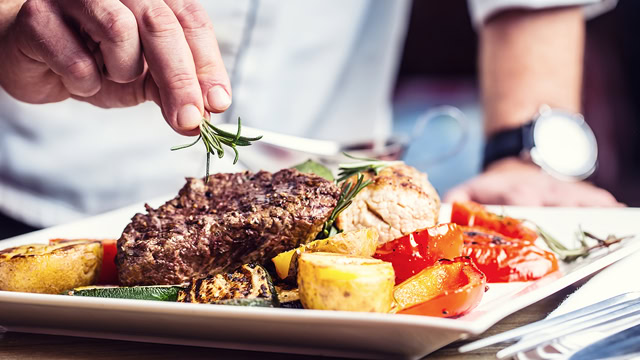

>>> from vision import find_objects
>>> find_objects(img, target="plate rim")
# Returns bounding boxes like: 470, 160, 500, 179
1, 204, 639, 357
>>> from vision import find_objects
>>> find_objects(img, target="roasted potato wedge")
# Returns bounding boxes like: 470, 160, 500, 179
0, 240, 102, 294
272, 228, 379, 280
297, 252, 394, 312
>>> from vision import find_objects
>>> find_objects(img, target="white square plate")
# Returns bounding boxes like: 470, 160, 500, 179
1, 203, 639, 359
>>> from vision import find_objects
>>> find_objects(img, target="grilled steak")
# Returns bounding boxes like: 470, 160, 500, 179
336, 164, 440, 244
116, 169, 340, 286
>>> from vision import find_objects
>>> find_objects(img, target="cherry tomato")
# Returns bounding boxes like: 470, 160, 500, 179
49, 238, 119, 285
374, 223, 463, 284
451, 201, 538, 242
394, 257, 486, 317
461, 226, 558, 282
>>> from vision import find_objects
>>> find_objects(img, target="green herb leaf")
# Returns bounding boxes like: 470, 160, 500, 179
336, 153, 403, 183
292, 159, 334, 182
171, 117, 262, 182
536, 225, 632, 262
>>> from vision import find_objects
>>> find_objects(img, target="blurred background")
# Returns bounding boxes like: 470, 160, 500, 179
393, 0, 640, 206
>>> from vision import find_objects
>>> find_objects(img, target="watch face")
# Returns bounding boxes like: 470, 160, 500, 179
530, 110, 597, 180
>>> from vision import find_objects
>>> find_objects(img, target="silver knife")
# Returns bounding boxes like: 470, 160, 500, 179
569, 323, 640, 360
459, 292, 640, 354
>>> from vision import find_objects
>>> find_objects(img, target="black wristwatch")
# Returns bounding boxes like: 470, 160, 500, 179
482, 106, 598, 181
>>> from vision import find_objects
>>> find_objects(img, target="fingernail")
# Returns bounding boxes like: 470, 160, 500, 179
177, 104, 202, 130
207, 86, 232, 111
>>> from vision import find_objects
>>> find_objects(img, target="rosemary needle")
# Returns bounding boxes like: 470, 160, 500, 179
319, 174, 371, 239
336, 153, 403, 183
171, 117, 262, 182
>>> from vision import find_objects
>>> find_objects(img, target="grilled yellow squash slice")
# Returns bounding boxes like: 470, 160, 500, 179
0, 240, 102, 294
297, 252, 394, 312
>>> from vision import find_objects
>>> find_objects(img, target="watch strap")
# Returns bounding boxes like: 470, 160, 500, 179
482, 121, 534, 170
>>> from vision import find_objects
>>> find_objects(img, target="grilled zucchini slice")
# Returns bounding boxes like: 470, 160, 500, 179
0, 240, 102, 294
177, 264, 278, 307
68, 285, 183, 301
213, 298, 275, 307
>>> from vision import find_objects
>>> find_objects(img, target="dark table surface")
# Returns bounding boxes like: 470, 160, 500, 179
0, 285, 577, 360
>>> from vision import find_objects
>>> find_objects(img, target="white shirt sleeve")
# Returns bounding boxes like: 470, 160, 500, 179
468, 0, 618, 27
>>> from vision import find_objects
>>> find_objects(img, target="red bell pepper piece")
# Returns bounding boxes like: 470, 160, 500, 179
394, 257, 486, 317
97, 239, 119, 285
451, 201, 538, 243
374, 223, 463, 284
461, 226, 559, 283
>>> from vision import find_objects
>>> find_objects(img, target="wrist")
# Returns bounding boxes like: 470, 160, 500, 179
482, 120, 533, 170
482, 106, 597, 180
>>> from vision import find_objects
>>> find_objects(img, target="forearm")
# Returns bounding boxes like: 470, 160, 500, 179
480, 6, 584, 136
0, 0, 25, 35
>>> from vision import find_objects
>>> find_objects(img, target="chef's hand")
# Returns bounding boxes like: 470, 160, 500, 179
0, 0, 230, 135
444, 157, 623, 207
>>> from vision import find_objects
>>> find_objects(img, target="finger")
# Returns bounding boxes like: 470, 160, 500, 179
121, 0, 204, 134
165, 0, 232, 113
61, 0, 143, 83
16, 0, 101, 97
575, 187, 622, 207
542, 180, 618, 207
443, 185, 473, 203
0, 25, 67, 103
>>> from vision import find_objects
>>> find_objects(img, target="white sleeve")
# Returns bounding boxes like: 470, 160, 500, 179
467, 0, 618, 27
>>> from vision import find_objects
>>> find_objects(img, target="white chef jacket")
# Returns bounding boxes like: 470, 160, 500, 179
0, 0, 613, 228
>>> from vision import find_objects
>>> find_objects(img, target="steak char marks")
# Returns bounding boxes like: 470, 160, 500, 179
116, 169, 340, 286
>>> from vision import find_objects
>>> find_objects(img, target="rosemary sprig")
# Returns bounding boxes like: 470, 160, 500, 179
336, 153, 403, 183
171, 117, 262, 182
537, 225, 632, 262
318, 174, 371, 239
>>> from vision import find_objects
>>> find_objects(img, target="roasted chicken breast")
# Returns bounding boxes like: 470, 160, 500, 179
336, 164, 440, 244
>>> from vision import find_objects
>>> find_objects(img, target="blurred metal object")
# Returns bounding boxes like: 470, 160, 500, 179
409, 105, 469, 167
216, 105, 467, 164
496, 299, 640, 359
460, 292, 640, 354
568, 323, 640, 360
215, 123, 342, 157
459, 292, 640, 359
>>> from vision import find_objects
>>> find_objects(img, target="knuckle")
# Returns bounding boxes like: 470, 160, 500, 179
165, 71, 196, 91
197, 64, 228, 84
100, 8, 138, 44
65, 57, 97, 81
140, 5, 180, 36
19, 0, 44, 22
502, 190, 523, 205
175, 2, 212, 31
18, 0, 48, 32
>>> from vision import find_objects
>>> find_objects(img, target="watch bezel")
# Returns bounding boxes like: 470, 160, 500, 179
528, 108, 598, 181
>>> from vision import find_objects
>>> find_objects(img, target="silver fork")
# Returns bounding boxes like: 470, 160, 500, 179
216, 105, 468, 163
458, 292, 640, 358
